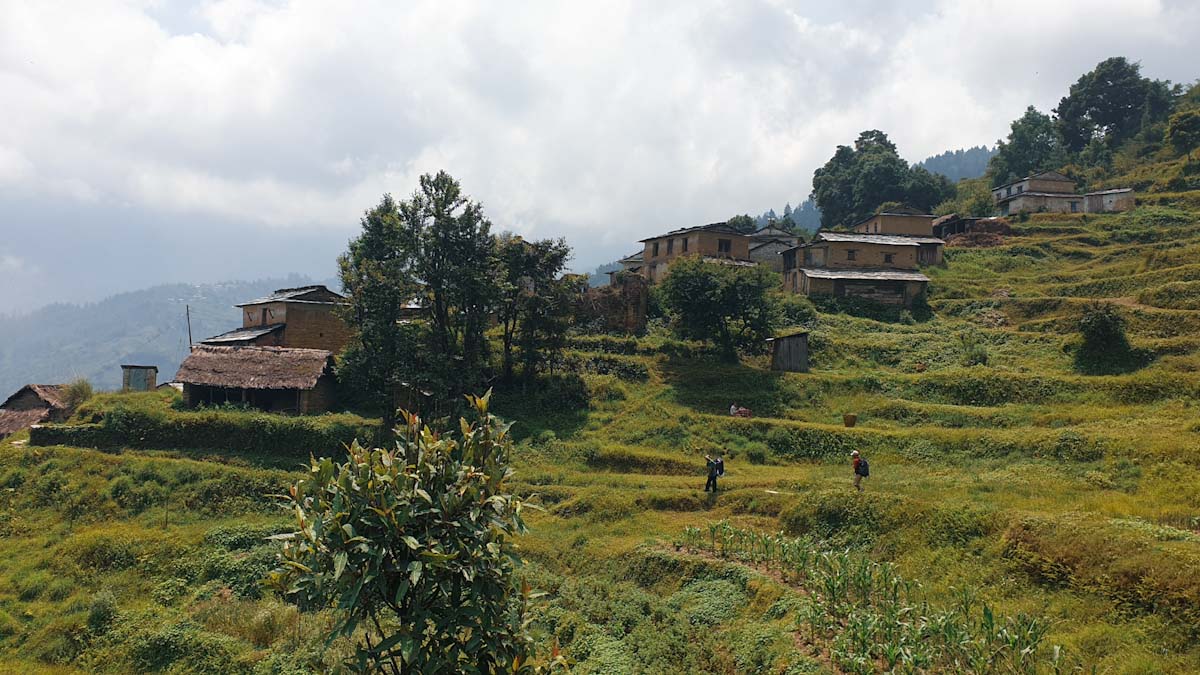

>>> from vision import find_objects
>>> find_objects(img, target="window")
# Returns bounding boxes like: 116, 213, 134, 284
261, 308, 268, 324
1006, 187, 1012, 196
667, 238, 674, 254
1017, 185, 1024, 193
883, 253, 894, 264
652, 242, 660, 257
718, 238, 731, 253
846, 249, 857, 261
682, 237, 688, 252
1070, 201, 1079, 213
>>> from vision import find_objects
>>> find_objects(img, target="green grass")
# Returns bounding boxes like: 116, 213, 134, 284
5, 204, 1200, 671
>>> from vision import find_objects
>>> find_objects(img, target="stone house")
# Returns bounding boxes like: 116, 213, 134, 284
200, 285, 352, 353
781, 231, 936, 307
637, 223, 751, 283
992, 171, 1134, 215
0, 384, 69, 438
749, 238, 797, 271
175, 345, 336, 414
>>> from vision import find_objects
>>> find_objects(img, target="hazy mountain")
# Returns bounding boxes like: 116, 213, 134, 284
0, 275, 336, 395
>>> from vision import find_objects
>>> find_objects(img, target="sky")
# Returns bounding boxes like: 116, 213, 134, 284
2, 0, 1199, 315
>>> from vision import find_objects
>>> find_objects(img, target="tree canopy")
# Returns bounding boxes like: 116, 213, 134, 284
811, 130, 952, 228
987, 107, 1067, 187
1054, 57, 1175, 153
658, 257, 779, 361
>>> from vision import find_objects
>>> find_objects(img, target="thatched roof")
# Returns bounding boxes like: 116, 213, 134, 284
175, 346, 333, 390
0, 409, 52, 436
1, 384, 67, 411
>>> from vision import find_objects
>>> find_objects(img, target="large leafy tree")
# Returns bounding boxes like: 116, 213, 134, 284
659, 257, 779, 361
339, 172, 499, 421
495, 234, 573, 383
987, 107, 1067, 187
1054, 57, 1175, 152
269, 394, 558, 674
338, 195, 423, 430
811, 130, 952, 228
401, 172, 498, 402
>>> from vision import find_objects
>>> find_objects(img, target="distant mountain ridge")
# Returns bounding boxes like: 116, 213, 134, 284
0, 275, 336, 395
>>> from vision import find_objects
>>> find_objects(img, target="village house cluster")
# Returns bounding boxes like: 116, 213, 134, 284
0, 172, 1139, 428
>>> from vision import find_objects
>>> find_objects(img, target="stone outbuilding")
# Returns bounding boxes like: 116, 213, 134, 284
0, 384, 69, 438
991, 171, 1134, 215
175, 345, 337, 414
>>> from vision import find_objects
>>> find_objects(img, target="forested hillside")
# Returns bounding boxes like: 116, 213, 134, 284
0, 276, 333, 394
917, 145, 996, 181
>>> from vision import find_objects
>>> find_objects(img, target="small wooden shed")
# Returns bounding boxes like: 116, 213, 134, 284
767, 330, 809, 373
121, 365, 158, 392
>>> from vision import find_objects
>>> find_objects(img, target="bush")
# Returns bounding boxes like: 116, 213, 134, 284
62, 379, 94, 412
1073, 303, 1153, 374
87, 590, 118, 633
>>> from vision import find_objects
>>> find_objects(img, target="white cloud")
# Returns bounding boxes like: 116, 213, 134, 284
0, 0, 1198, 293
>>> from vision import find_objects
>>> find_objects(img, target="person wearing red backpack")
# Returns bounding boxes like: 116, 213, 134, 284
851, 450, 869, 491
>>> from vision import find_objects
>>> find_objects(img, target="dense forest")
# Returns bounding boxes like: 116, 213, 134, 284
916, 145, 996, 181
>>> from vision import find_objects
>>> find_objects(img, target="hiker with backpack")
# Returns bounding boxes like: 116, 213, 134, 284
704, 454, 725, 492
851, 450, 868, 491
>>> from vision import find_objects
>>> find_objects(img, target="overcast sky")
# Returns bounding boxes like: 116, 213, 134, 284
2, 0, 1199, 314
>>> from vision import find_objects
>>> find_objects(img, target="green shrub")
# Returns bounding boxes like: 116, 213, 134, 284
87, 590, 117, 633
1074, 303, 1153, 375
32, 404, 381, 457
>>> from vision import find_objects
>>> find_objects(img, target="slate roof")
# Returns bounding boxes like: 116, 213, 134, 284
800, 267, 930, 282
175, 346, 333, 390
813, 232, 943, 246
639, 222, 744, 242
236, 285, 346, 307
993, 170, 1075, 191
200, 324, 285, 345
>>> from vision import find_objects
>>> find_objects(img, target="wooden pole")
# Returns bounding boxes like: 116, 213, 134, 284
186, 304, 194, 349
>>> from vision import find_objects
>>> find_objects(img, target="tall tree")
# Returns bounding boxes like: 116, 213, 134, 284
725, 214, 757, 233
1054, 57, 1175, 152
988, 107, 1067, 186
811, 130, 952, 228
659, 257, 779, 362
338, 194, 421, 430
400, 171, 498, 404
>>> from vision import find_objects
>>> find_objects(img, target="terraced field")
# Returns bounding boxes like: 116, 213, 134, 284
3, 200, 1200, 672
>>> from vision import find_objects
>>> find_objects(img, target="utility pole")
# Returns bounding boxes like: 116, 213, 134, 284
186, 304, 194, 349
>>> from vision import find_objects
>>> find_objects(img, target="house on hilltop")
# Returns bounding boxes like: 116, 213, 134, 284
0, 384, 69, 438
174, 345, 336, 414
200, 285, 352, 353
992, 171, 1134, 215
781, 230, 938, 307
850, 213, 943, 265
637, 223, 752, 283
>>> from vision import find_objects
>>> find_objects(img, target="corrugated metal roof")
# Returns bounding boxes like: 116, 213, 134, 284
993, 170, 1075, 190
800, 267, 930, 282
1085, 188, 1133, 196
200, 324, 284, 345
815, 232, 943, 245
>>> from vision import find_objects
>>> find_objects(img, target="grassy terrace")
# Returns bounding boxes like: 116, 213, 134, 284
3, 203, 1200, 672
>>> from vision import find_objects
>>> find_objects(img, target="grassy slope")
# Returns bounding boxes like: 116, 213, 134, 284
2, 199, 1200, 672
